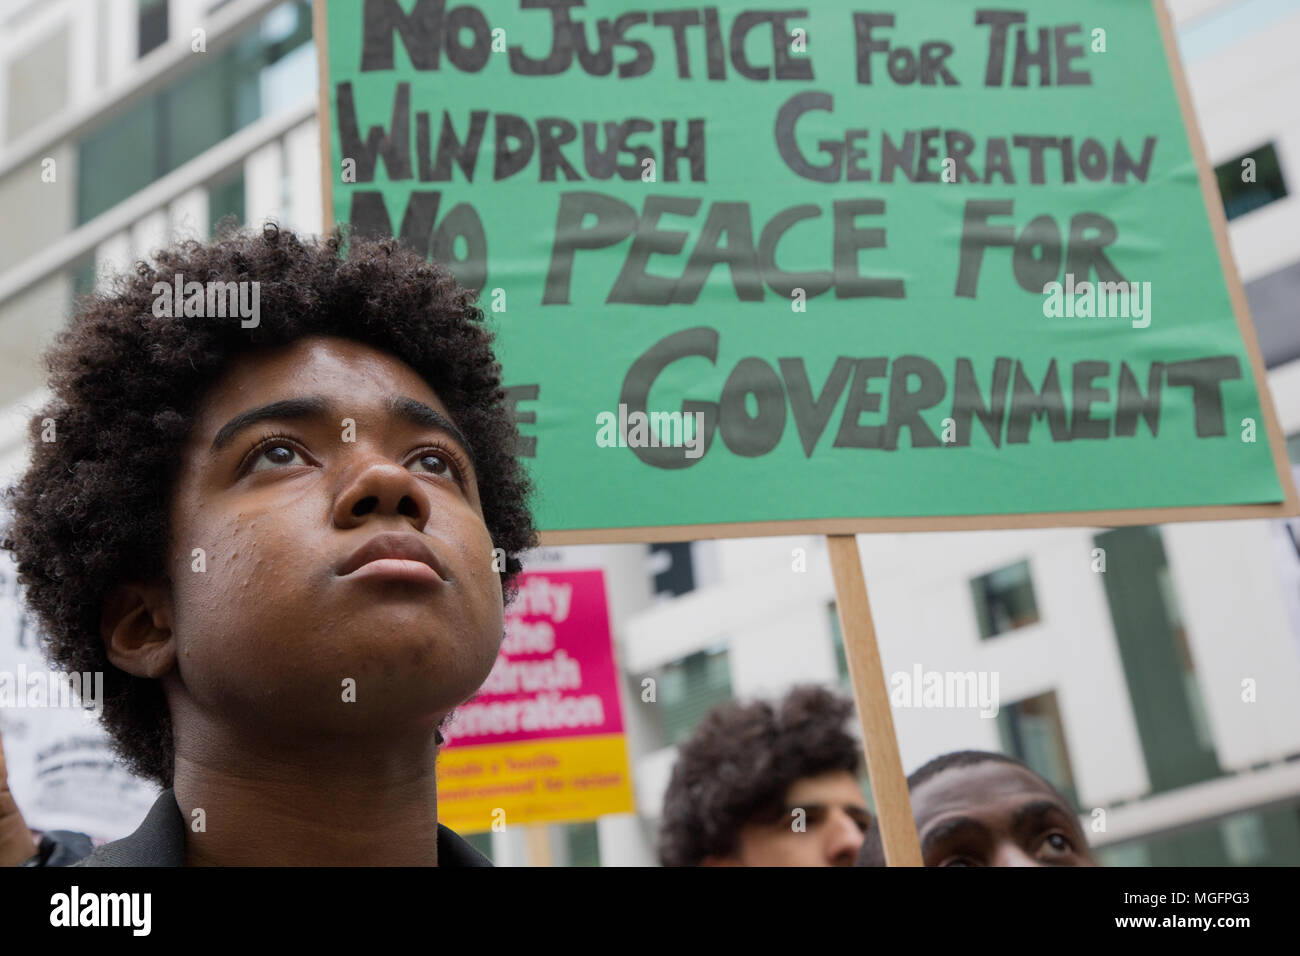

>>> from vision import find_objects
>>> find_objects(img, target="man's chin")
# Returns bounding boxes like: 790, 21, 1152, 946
277, 686, 470, 739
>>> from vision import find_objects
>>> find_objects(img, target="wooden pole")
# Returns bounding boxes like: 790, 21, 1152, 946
525, 825, 554, 867
826, 534, 923, 867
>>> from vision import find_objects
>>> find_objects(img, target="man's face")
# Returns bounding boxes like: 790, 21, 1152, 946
722, 770, 871, 866
159, 336, 504, 744
911, 761, 1096, 867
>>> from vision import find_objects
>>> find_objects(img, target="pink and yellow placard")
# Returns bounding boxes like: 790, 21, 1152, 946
438, 569, 635, 832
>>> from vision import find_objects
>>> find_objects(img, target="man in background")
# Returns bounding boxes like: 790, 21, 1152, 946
856, 749, 1097, 867
658, 684, 871, 866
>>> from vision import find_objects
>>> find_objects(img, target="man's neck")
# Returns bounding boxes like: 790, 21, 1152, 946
172, 737, 442, 867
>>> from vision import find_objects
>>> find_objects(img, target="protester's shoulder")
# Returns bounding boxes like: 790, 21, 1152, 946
72, 837, 135, 867
32, 799, 491, 866
437, 824, 492, 867
70, 789, 185, 867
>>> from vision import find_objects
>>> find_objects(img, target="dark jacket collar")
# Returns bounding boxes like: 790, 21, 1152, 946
75, 788, 491, 867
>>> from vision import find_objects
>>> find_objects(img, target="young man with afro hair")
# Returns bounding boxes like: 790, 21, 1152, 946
2, 223, 536, 866
657, 684, 872, 866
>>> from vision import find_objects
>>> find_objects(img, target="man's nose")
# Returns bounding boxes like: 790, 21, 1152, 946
332, 457, 429, 530
992, 841, 1042, 867
825, 809, 867, 866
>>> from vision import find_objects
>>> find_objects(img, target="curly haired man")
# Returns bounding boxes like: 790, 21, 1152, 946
3, 224, 535, 866
658, 684, 871, 866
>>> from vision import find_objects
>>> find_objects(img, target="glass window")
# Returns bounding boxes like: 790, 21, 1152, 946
1157, 565, 1215, 752
1095, 799, 1300, 866
138, 0, 169, 58
78, 1, 313, 224
637, 644, 732, 748
564, 822, 600, 867
1094, 526, 1221, 793
997, 690, 1079, 809
1215, 142, 1288, 221
1220, 812, 1270, 866
971, 560, 1040, 639
207, 170, 245, 232
648, 542, 695, 598
77, 98, 160, 224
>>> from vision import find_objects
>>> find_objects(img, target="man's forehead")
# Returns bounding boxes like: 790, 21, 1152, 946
913, 761, 1062, 824
196, 337, 451, 427
784, 770, 869, 806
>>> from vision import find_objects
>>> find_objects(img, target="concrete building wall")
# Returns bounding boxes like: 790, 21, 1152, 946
1181, 4, 1300, 285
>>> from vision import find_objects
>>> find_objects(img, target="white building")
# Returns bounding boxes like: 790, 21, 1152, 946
0, 0, 1297, 865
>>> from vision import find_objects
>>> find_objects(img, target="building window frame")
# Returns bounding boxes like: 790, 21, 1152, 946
971, 558, 1041, 640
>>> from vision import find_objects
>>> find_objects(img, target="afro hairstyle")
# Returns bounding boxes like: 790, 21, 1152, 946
2, 223, 536, 790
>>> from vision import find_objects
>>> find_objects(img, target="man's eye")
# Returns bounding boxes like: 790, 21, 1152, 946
940, 857, 979, 867
849, 814, 872, 835
249, 442, 306, 472
410, 452, 456, 478
1040, 832, 1074, 858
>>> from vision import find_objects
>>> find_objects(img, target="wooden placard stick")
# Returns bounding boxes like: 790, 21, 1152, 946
525, 825, 554, 867
827, 534, 923, 867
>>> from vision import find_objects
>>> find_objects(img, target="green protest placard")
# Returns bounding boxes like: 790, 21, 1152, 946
316, 0, 1297, 541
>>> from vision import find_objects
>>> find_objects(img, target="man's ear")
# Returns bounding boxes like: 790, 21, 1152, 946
100, 581, 176, 679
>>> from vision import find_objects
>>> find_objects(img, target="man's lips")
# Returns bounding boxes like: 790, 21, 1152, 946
336, 532, 449, 583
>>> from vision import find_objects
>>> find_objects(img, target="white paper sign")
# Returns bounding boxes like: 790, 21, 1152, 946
0, 548, 158, 843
